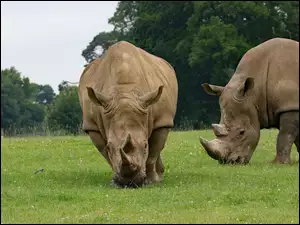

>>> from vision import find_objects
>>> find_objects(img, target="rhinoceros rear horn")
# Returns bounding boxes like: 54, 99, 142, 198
212, 124, 228, 137
138, 85, 164, 108
86, 87, 112, 108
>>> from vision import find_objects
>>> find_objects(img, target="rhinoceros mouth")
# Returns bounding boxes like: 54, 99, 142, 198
112, 171, 146, 188
218, 157, 241, 165
200, 135, 252, 165
218, 155, 250, 165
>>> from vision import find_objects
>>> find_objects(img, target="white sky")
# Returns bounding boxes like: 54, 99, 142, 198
1, 1, 118, 93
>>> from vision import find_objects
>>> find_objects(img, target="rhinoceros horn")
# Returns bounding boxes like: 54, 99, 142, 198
120, 133, 132, 164
212, 124, 228, 137
199, 137, 224, 160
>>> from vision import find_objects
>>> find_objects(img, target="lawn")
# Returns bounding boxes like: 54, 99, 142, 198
1, 129, 299, 224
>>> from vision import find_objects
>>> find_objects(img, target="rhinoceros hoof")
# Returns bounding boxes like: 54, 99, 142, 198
145, 172, 163, 185
271, 157, 291, 164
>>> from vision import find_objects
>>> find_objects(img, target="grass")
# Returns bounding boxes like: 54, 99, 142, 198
1, 129, 299, 224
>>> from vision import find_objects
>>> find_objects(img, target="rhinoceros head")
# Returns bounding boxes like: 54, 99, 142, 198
86, 85, 164, 187
200, 77, 261, 164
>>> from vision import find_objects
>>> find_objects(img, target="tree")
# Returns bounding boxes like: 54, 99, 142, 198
36, 85, 55, 105
81, 1, 299, 129
82, 31, 121, 63
46, 86, 82, 134
1, 67, 25, 132
1, 67, 50, 134
58, 80, 79, 93
18, 102, 45, 130
81, 1, 138, 63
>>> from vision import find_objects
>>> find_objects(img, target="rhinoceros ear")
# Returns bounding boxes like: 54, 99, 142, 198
86, 87, 112, 108
201, 83, 224, 96
235, 77, 254, 100
139, 85, 164, 108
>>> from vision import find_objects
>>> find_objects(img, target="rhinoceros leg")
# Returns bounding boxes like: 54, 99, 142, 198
272, 111, 299, 164
156, 154, 165, 177
87, 131, 112, 168
145, 127, 170, 184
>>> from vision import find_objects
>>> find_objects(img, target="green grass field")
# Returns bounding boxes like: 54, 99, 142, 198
1, 129, 299, 224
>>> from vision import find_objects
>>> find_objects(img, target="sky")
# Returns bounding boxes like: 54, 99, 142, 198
1, 1, 118, 93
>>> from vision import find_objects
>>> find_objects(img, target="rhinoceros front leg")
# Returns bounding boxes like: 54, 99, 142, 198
87, 131, 112, 169
272, 111, 299, 164
156, 154, 165, 177
145, 127, 170, 185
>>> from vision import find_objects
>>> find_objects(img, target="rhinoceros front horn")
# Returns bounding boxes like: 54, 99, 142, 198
199, 137, 223, 160
120, 133, 132, 164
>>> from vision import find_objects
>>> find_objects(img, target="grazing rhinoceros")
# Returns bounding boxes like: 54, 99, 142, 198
199, 38, 299, 164
78, 41, 178, 187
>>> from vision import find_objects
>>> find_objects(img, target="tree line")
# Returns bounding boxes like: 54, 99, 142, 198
1, 67, 81, 135
1, 1, 298, 135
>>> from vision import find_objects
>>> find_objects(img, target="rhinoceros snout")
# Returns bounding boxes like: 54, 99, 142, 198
218, 156, 250, 165
112, 171, 146, 188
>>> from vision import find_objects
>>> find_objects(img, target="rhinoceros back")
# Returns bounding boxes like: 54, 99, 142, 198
231, 38, 299, 128
78, 41, 178, 134
266, 38, 299, 122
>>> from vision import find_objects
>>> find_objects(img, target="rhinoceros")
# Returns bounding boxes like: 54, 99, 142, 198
78, 41, 178, 187
199, 38, 299, 164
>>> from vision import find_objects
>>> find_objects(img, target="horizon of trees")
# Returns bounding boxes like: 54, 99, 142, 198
1, 1, 298, 135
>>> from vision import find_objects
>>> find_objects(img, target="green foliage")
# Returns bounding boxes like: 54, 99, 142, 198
46, 86, 82, 135
81, 1, 299, 129
1, 66, 81, 136
1, 130, 299, 223
1, 68, 23, 130
2, 1, 299, 134
19, 102, 45, 129
108, 1, 138, 35
188, 16, 250, 85
36, 85, 55, 105
82, 31, 121, 63
1, 67, 50, 134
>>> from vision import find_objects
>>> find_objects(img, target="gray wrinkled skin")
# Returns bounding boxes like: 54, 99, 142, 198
200, 38, 299, 165
78, 41, 178, 187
